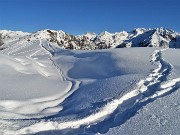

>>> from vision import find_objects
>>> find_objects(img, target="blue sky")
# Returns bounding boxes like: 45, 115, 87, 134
0, 0, 179, 35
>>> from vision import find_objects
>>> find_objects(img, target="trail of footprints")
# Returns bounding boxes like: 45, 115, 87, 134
83, 49, 180, 133
139, 49, 180, 102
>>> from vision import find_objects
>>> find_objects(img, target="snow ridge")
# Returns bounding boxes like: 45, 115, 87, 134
16, 49, 180, 134
40, 40, 81, 111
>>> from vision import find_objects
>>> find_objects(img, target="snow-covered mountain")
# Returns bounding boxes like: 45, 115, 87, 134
1, 28, 180, 50
0, 30, 30, 44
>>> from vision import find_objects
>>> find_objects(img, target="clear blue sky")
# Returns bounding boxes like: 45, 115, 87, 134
0, 0, 179, 35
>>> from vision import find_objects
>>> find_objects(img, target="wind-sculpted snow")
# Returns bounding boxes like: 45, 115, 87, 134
0, 39, 73, 118
0, 36, 180, 135
14, 48, 180, 135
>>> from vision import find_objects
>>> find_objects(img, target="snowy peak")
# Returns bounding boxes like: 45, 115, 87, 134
1, 28, 180, 49
131, 28, 147, 35
119, 28, 179, 48
28, 29, 66, 41
0, 30, 30, 38
0, 30, 30, 44
78, 32, 96, 39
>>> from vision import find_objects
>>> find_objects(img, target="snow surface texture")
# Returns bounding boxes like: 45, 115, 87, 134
0, 29, 180, 135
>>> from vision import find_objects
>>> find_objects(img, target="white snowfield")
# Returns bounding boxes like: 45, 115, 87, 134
0, 30, 180, 135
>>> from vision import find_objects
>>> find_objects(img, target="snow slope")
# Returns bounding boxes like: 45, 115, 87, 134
0, 30, 180, 135
14, 48, 180, 135
105, 49, 180, 135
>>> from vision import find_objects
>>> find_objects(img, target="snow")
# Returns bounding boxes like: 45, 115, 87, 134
0, 39, 71, 118
0, 30, 30, 44
0, 29, 180, 135
103, 48, 180, 135
1, 28, 180, 50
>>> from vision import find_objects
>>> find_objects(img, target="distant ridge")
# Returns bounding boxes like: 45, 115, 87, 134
0, 28, 180, 49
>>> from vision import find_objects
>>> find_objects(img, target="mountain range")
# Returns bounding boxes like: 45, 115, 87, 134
0, 27, 180, 50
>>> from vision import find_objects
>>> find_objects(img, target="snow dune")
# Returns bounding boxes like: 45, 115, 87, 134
0, 40, 72, 118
